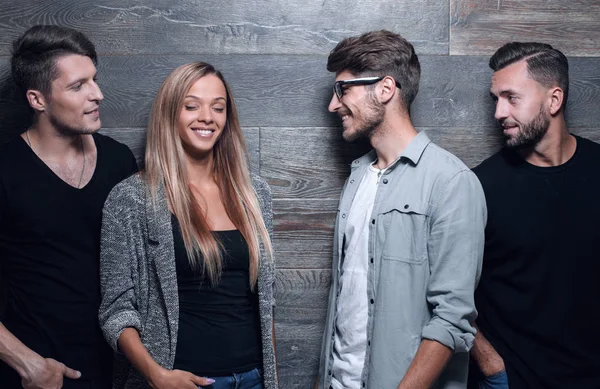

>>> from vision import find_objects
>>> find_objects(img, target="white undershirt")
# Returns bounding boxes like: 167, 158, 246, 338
331, 164, 382, 389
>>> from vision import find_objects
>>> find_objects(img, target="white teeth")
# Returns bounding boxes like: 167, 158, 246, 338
194, 129, 213, 135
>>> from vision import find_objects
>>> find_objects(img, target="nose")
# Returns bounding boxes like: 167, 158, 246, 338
494, 99, 508, 122
197, 106, 214, 123
91, 80, 103, 102
328, 93, 341, 113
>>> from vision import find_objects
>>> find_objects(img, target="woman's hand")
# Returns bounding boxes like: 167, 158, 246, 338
149, 366, 215, 389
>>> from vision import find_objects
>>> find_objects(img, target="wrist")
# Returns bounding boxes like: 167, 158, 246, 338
147, 364, 167, 387
18, 354, 46, 381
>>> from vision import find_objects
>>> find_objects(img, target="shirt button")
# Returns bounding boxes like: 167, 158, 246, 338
368, 340, 371, 346
371, 219, 375, 224
350, 179, 354, 184
328, 370, 332, 375
370, 299, 374, 304
404, 204, 409, 209
382, 178, 388, 184
342, 214, 346, 218
362, 383, 366, 388
370, 258, 373, 263
354, 160, 359, 164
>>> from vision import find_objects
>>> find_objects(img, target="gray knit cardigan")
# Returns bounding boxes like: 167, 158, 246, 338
98, 173, 277, 389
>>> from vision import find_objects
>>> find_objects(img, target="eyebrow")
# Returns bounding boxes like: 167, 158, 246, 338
184, 95, 226, 102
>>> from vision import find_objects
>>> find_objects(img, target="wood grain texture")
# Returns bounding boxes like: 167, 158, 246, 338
2, 55, 599, 135
450, 0, 600, 56
0, 0, 448, 56
260, 127, 370, 199
273, 269, 331, 387
273, 199, 338, 269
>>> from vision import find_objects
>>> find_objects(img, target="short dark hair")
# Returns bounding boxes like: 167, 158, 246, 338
11, 25, 97, 97
489, 42, 569, 110
327, 30, 421, 113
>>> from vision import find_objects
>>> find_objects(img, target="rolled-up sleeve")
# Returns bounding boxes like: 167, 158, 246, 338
421, 169, 486, 353
98, 196, 143, 352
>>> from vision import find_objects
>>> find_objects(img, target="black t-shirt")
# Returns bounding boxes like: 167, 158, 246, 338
0, 133, 138, 386
472, 135, 600, 389
171, 215, 262, 377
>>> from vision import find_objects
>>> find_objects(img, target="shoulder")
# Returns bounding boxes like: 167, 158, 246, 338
472, 148, 519, 188
103, 173, 145, 215
95, 132, 137, 161
0, 135, 26, 166
420, 141, 478, 185
574, 134, 600, 155
251, 173, 272, 201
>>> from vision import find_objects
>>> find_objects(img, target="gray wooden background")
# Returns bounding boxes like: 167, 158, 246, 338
0, 1, 599, 387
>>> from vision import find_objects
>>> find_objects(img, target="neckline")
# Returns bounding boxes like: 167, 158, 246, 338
169, 214, 239, 233
19, 132, 100, 191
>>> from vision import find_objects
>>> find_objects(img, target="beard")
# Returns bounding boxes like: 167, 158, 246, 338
503, 105, 550, 149
342, 93, 385, 142
48, 110, 100, 137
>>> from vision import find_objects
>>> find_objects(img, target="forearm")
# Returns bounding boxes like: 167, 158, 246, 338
118, 327, 164, 384
0, 322, 44, 378
397, 339, 452, 389
471, 325, 505, 376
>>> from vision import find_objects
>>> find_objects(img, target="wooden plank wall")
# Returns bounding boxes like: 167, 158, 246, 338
0, 1, 599, 387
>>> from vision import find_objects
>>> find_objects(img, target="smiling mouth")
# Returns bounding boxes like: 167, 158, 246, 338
84, 108, 99, 115
191, 128, 215, 136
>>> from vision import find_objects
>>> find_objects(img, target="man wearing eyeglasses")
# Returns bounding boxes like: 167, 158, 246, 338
316, 30, 486, 389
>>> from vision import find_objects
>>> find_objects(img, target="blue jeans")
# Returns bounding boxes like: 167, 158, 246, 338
479, 370, 509, 389
205, 368, 264, 389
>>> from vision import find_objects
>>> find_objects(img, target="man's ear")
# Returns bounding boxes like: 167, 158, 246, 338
26, 89, 47, 113
548, 86, 564, 116
379, 76, 398, 104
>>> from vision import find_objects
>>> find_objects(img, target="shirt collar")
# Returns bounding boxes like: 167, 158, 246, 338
350, 131, 431, 170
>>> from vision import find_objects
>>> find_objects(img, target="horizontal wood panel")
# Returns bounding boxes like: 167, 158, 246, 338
274, 269, 331, 309
260, 127, 369, 199
450, 0, 600, 56
274, 270, 330, 386
273, 199, 338, 269
2, 55, 599, 135
0, 0, 448, 56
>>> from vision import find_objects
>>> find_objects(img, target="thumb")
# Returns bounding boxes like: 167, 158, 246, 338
190, 374, 216, 387
62, 364, 82, 379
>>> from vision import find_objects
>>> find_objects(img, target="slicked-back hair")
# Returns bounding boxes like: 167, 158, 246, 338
11, 25, 97, 97
327, 30, 421, 113
490, 42, 569, 110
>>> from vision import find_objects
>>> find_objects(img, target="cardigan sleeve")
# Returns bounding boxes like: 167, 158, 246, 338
98, 188, 143, 352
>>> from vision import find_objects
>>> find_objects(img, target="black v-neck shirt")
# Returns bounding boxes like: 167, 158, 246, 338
171, 215, 262, 376
0, 133, 138, 385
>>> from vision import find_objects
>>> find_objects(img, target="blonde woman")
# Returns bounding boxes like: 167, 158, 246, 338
98, 62, 277, 389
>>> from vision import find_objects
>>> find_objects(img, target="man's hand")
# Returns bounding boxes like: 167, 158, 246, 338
21, 357, 81, 389
471, 325, 505, 377
149, 367, 215, 389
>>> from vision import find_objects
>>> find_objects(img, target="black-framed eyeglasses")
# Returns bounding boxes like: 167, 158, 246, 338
333, 76, 401, 99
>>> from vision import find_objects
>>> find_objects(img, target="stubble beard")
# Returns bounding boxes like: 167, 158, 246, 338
504, 105, 550, 149
342, 93, 385, 143
50, 113, 100, 137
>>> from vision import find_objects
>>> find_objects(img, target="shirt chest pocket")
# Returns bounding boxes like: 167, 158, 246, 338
380, 200, 430, 264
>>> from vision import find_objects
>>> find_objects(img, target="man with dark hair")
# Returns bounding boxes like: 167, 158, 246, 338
469, 42, 600, 389
0, 25, 137, 388
317, 30, 486, 389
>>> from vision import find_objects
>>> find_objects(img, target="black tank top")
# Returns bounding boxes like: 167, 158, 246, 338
171, 214, 262, 376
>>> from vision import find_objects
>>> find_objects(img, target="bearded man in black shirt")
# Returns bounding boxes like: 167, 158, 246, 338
469, 42, 600, 389
0, 25, 137, 389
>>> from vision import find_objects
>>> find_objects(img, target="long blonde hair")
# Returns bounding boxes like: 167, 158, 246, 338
144, 62, 272, 289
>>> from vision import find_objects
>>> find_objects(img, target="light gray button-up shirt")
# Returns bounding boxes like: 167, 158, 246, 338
318, 132, 487, 389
